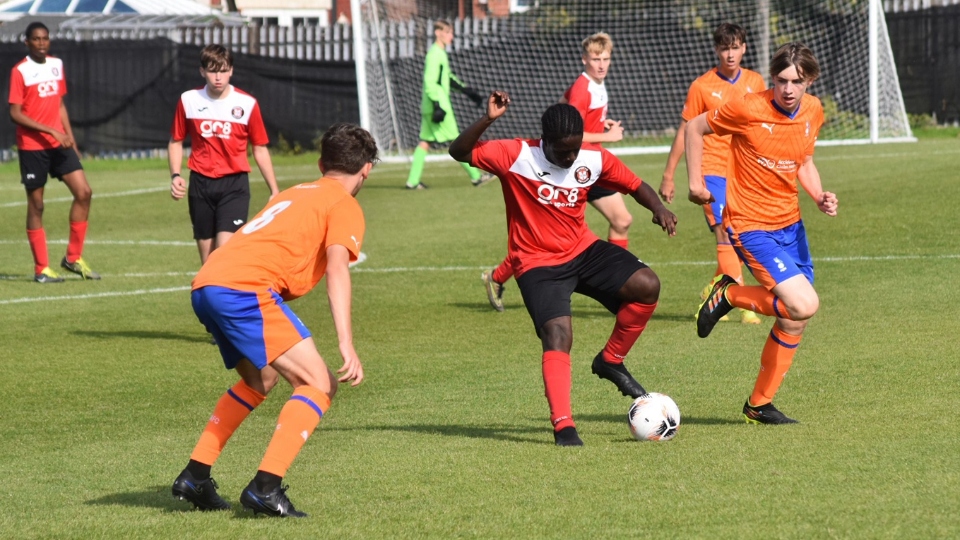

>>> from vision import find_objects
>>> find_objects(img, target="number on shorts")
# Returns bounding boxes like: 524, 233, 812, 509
241, 200, 292, 234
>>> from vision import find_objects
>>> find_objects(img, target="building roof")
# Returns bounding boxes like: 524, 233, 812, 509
0, 0, 218, 21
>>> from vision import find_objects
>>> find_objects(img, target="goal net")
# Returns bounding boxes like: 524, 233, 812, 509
355, 0, 913, 157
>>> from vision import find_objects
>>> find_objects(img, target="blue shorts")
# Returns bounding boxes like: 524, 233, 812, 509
728, 221, 814, 290
191, 286, 311, 370
702, 175, 727, 230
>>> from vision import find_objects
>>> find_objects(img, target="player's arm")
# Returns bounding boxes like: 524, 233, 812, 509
422, 50, 445, 104
450, 75, 484, 106
58, 102, 79, 153
325, 243, 363, 386
449, 90, 510, 163
659, 119, 688, 204
168, 138, 186, 201
797, 155, 837, 216
251, 145, 280, 200
684, 113, 714, 205
582, 121, 623, 144
629, 181, 677, 237
9, 103, 70, 147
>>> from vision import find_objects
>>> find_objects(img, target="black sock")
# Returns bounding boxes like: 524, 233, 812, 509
185, 459, 211, 481
254, 470, 282, 493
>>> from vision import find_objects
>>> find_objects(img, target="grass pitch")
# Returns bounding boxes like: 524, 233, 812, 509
0, 139, 958, 538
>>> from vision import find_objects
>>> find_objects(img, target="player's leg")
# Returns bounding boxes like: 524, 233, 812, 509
21, 150, 61, 282
516, 266, 582, 446
588, 189, 632, 249
743, 316, 808, 425
702, 175, 759, 324
57, 150, 100, 279
211, 172, 250, 252
575, 242, 657, 399
406, 132, 430, 189
481, 257, 514, 312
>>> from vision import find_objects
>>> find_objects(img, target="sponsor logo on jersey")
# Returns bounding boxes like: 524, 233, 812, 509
537, 170, 550, 178
574, 166, 591, 184
760, 122, 775, 134
536, 184, 581, 208
37, 80, 59, 98
233, 219, 244, 225
200, 120, 232, 139
711, 91, 723, 99
231, 106, 244, 119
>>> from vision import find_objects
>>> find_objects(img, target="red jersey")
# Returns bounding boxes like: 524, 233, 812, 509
563, 73, 607, 133
681, 67, 766, 177
192, 178, 365, 300
471, 138, 642, 276
706, 89, 824, 232
171, 85, 269, 178
8, 55, 67, 151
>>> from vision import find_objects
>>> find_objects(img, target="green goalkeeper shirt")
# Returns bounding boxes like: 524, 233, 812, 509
419, 42, 465, 142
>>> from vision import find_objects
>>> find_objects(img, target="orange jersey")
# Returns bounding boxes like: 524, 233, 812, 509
193, 178, 365, 300
682, 68, 765, 177
706, 89, 824, 232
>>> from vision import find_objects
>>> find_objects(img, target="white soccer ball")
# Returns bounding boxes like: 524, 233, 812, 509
627, 392, 680, 441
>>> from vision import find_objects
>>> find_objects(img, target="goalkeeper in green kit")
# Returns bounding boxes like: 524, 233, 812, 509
406, 19, 493, 189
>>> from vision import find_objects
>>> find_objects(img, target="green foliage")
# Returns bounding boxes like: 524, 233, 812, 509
908, 113, 938, 130
819, 94, 869, 139
0, 142, 959, 537
273, 132, 304, 156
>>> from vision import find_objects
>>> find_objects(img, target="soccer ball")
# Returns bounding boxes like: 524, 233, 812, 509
627, 393, 680, 441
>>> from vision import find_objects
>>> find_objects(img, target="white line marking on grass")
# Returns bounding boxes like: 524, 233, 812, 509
0, 186, 168, 208
0, 239, 195, 246
0, 286, 190, 305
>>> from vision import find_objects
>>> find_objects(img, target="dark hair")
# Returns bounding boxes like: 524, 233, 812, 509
24, 22, 49, 40
713, 23, 746, 48
770, 42, 820, 82
320, 123, 379, 175
541, 104, 583, 143
200, 44, 233, 71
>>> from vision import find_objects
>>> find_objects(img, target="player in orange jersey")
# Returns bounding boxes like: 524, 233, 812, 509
686, 43, 838, 425
481, 32, 635, 312
9, 22, 100, 283
659, 23, 765, 325
171, 123, 377, 517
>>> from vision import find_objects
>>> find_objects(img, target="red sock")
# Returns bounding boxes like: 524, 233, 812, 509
26, 228, 48, 274
602, 302, 657, 364
542, 351, 574, 431
716, 243, 742, 282
725, 285, 793, 319
190, 380, 266, 466
492, 257, 514, 284
750, 325, 802, 406
608, 237, 629, 250
66, 221, 88, 264
258, 386, 331, 478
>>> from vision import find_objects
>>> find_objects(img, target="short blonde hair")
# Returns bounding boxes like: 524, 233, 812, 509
581, 32, 612, 56
434, 20, 452, 32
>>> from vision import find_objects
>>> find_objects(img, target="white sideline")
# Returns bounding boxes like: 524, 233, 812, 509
2, 253, 957, 305
0, 186, 169, 208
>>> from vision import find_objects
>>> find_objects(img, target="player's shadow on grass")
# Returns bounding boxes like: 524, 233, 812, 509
576, 413, 742, 426
73, 330, 212, 344
86, 485, 195, 513
343, 423, 551, 445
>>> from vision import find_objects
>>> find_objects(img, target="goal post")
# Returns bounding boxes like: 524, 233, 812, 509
355, 0, 914, 161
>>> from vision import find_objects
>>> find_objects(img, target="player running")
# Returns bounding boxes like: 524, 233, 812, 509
9, 22, 99, 282
169, 44, 279, 266
451, 91, 677, 446
406, 19, 492, 190
171, 123, 375, 517
686, 43, 838, 424
659, 23, 765, 325
482, 32, 634, 311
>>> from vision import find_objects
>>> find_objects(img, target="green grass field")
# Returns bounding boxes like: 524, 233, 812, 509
1, 139, 958, 538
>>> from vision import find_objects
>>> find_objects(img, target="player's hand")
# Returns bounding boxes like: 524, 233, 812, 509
463, 86, 485, 107
170, 176, 187, 200
658, 174, 675, 204
337, 343, 364, 386
688, 187, 714, 206
53, 131, 72, 148
486, 90, 510, 120
604, 120, 624, 142
818, 191, 838, 216
431, 102, 446, 123
651, 205, 678, 237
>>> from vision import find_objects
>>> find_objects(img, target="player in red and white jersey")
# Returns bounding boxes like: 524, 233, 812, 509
482, 33, 635, 311
451, 91, 677, 446
8, 22, 100, 283
686, 43, 838, 424
660, 23, 766, 325
169, 45, 279, 266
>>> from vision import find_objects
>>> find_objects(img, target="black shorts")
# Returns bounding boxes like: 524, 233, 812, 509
18, 147, 83, 190
587, 185, 618, 202
187, 171, 251, 240
515, 240, 648, 333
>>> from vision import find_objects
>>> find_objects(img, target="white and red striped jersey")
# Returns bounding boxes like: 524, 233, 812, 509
563, 73, 608, 134
471, 138, 642, 276
8, 55, 67, 151
171, 85, 269, 178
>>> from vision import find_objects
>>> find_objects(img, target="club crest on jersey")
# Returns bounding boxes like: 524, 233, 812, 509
805, 121, 810, 137
51, 67, 59, 76
574, 166, 591, 184
231, 106, 244, 119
